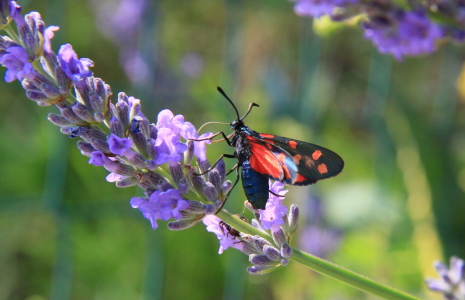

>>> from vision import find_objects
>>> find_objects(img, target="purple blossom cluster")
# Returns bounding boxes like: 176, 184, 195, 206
425, 256, 465, 300
291, 0, 463, 60
203, 181, 299, 274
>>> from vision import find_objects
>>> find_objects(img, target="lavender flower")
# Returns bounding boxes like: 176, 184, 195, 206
57, 44, 93, 88
258, 181, 289, 232
363, 10, 443, 60
131, 189, 189, 230
43, 25, 59, 54
425, 256, 465, 300
292, 0, 359, 18
0, 46, 37, 82
108, 133, 133, 156
203, 215, 245, 254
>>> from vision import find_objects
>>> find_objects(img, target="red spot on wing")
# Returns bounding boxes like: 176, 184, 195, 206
289, 140, 297, 149
293, 154, 301, 165
249, 142, 283, 179
260, 134, 275, 138
266, 143, 272, 149
295, 174, 307, 183
318, 164, 328, 174
312, 150, 322, 160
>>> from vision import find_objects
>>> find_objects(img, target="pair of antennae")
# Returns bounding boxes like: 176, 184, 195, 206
217, 86, 259, 121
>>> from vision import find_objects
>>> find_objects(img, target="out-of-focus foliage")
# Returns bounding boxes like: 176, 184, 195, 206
0, 0, 464, 299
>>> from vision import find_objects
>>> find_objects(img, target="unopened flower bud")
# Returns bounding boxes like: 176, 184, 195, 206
145, 159, 158, 171
158, 181, 174, 192
184, 141, 194, 165
93, 112, 104, 122
191, 175, 205, 197
247, 265, 276, 275
203, 182, 218, 201
221, 180, 232, 194
263, 245, 282, 261
129, 129, 148, 158
203, 204, 216, 215
116, 93, 129, 130
124, 150, 147, 169
209, 169, 221, 192
250, 254, 277, 266
198, 159, 211, 174
76, 141, 95, 157
252, 235, 272, 252
216, 159, 226, 182
72, 102, 93, 123
90, 138, 111, 154
116, 177, 140, 187
55, 65, 70, 94
48, 113, 74, 126
110, 116, 124, 137
26, 90, 48, 102
288, 204, 299, 234
271, 228, 287, 247
57, 103, 85, 125
168, 218, 203, 231
104, 160, 135, 177
148, 123, 158, 140
280, 258, 288, 266
281, 243, 292, 259
178, 179, 189, 196
169, 164, 183, 185
89, 94, 103, 112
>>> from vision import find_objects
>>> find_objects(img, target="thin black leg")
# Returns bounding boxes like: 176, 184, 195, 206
215, 166, 241, 214
194, 153, 236, 176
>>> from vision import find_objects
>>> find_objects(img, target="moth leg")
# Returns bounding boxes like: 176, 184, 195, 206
269, 190, 285, 198
189, 131, 223, 142
194, 153, 236, 176
215, 166, 241, 214
225, 163, 238, 176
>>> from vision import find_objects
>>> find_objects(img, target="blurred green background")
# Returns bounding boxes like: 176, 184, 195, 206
1, 0, 464, 299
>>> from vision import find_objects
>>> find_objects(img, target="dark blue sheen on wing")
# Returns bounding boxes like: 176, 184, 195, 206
241, 160, 269, 210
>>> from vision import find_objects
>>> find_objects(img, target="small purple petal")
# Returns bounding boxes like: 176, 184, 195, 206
57, 44, 93, 88
0, 46, 37, 82
43, 25, 59, 53
108, 133, 133, 156
88, 151, 107, 166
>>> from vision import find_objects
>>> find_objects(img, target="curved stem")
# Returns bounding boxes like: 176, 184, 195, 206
216, 209, 421, 300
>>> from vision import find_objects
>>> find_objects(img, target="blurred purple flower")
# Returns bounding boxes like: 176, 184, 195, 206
180, 51, 204, 78
0, 46, 37, 82
57, 44, 93, 88
299, 226, 343, 258
108, 133, 133, 156
181, 121, 212, 162
156, 109, 184, 137
293, 0, 358, 18
259, 181, 288, 232
43, 25, 59, 54
425, 256, 465, 300
88, 151, 108, 166
364, 11, 443, 60
131, 189, 189, 230
203, 215, 244, 254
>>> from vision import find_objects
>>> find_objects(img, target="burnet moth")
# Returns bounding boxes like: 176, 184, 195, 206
195, 87, 344, 212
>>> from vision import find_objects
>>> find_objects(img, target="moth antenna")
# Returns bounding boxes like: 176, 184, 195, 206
197, 121, 230, 133
217, 86, 240, 120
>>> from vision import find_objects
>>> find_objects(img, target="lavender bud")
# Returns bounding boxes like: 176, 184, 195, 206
55, 65, 70, 95
22, 79, 40, 91
221, 180, 232, 195
169, 164, 184, 185
58, 105, 85, 124
76, 85, 92, 109
252, 235, 272, 252
146, 139, 156, 159
26, 90, 48, 102
145, 160, 158, 171
203, 182, 218, 201
271, 228, 287, 247
139, 118, 150, 138
251, 219, 262, 230
280, 244, 292, 259
104, 160, 135, 177
184, 200, 205, 214
130, 131, 148, 158
42, 84, 62, 100
215, 200, 223, 208
192, 174, 206, 196
76, 141, 95, 157
280, 259, 288, 266
249, 254, 277, 266
90, 138, 111, 154
263, 245, 282, 261
39, 56, 54, 78
116, 177, 140, 188
184, 141, 194, 165
90, 94, 103, 112
81, 127, 107, 141
288, 204, 299, 234
116, 94, 130, 130
240, 242, 262, 255
168, 218, 203, 231
203, 204, 216, 215
129, 100, 141, 121
135, 171, 164, 187
247, 265, 276, 275
216, 159, 226, 182
198, 159, 211, 174
178, 179, 189, 196
158, 181, 175, 192
110, 116, 124, 138
148, 124, 158, 140
94, 112, 104, 122
107, 103, 117, 120
72, 102, 93, 123
124, 150, 147, 169
48, 113, 74, 126
93, 78, 106, 99
209, 169, 221, 192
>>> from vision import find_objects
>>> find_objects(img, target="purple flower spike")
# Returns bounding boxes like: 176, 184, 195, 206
57, 44, 93, 88
153, 127, 188, 166
156, 109, 185, 137
131, 189, 189, 230
108, 133, 133, 156
181, 122, 212, 162
0, 46, 37, 82
203, 215, 244, 254
88, 151, 108, 166
293, 0, 358, 18
259, 181, 289, 232
43, 25, 59, 53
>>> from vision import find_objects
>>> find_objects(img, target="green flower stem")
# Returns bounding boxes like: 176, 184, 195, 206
4, 23, 20, 44
217, 209, 421, 300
